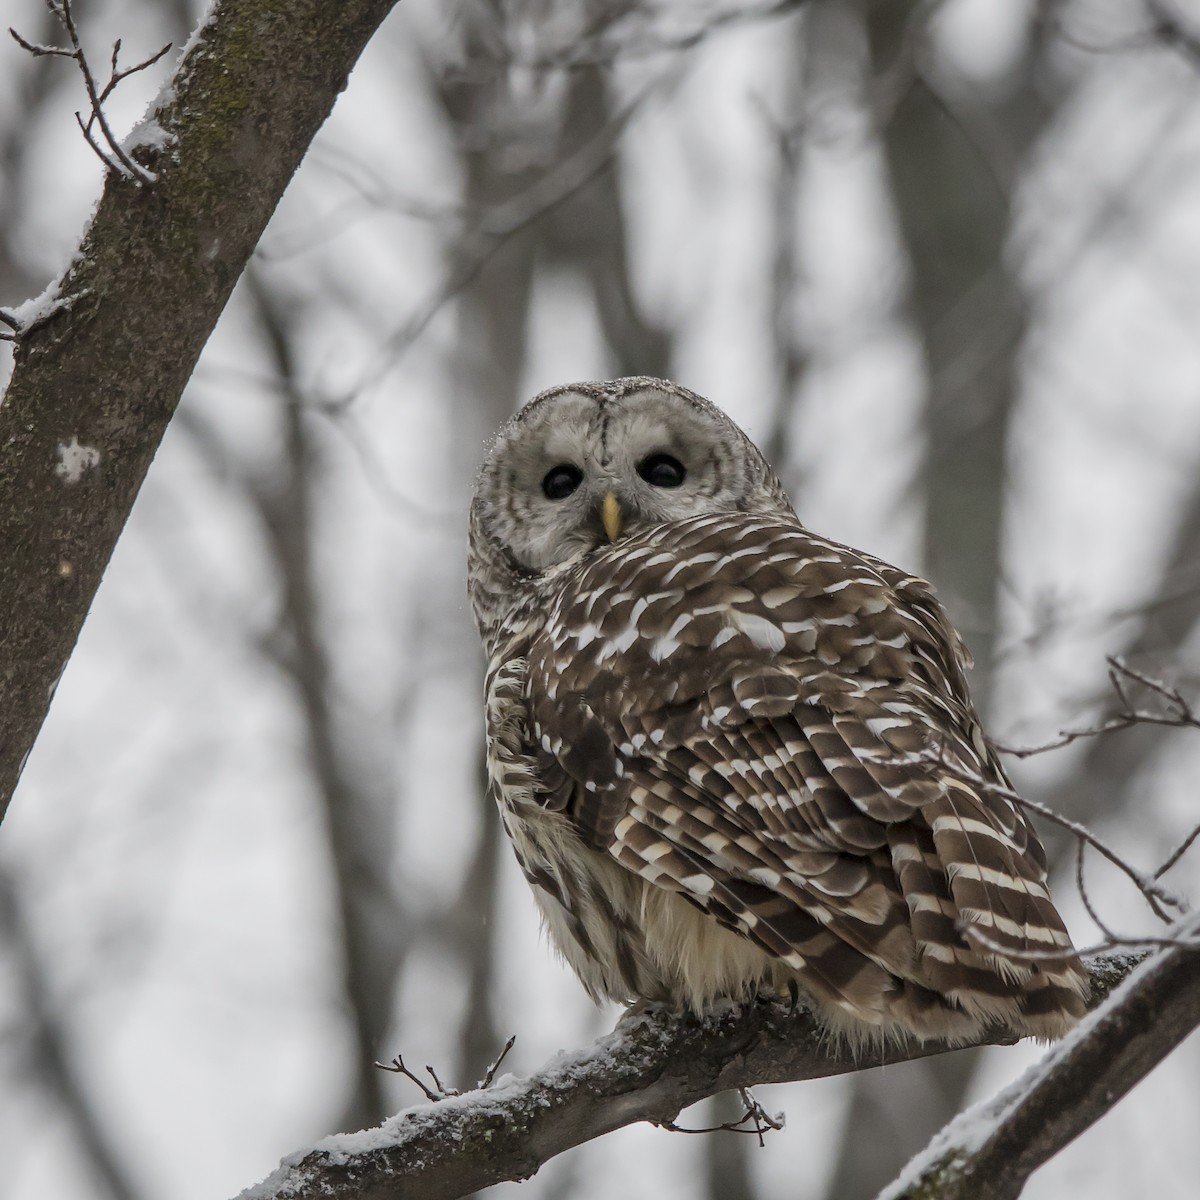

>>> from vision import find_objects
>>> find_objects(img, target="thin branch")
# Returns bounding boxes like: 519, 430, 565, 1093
7, 28, 73, 58
375, 1035, 517, 1103
656, 1088, 786, 1147
9, 0, 169, 185
478, 1035, 516, 1088
96, 37, 172, 106
74, 109, 127, 177
375, 1055, 447, 1105
239, 952, 1146, 1200
895, 730, 1191, 928
1155, 820, 1200, 879
241, 268, 404, 1131
1003, 787, 1186, 922
988, 633, 1200, 763
52, 0, 158, 183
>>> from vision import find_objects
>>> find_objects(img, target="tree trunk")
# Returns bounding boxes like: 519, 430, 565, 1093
0, 0, 400, 822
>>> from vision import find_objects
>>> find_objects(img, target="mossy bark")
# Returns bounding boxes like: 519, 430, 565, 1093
0, 0, 398, 822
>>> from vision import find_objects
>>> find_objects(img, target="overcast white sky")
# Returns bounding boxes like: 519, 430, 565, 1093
2, 2, 1199, 1198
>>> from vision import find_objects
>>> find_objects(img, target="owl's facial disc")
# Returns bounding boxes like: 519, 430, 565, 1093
473, 380, 791, 574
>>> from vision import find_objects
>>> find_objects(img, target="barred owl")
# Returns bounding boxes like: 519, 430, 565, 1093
468, 377, 1087, 1044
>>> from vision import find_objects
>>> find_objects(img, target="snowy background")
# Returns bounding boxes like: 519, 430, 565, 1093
2, 1, 1199, 1198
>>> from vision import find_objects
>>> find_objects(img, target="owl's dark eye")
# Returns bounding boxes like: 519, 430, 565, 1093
637, 453, 687, 488
542, 464, 584, 500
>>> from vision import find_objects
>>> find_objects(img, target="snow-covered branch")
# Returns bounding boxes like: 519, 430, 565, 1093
239, 952, 1150, 1200
884, 916, 1200, 1200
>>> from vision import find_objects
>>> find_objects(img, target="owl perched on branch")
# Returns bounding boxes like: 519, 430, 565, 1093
467, 377, 1087, 1045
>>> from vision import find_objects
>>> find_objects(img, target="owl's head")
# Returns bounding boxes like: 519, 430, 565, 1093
469, 379, 795, 608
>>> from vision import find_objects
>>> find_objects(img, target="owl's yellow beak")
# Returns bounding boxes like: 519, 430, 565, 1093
601, 492, 623, 542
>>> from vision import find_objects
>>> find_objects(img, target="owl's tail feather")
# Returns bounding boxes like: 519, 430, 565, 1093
887, 787, 1088, 1041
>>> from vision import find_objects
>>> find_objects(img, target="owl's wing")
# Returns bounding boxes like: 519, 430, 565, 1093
525, 513, 1085, 1030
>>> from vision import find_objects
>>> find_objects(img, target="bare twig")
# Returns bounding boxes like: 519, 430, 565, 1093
984, 656, 1200, 924
479, 1035, 516, 1089
9, 0, 169, 185
876, 717, 1195, 949
97, 36, 172, 105
991, 658, 1200, 758
375, 1055, 447, 1104
960, 819, 1199, 968
7, 27, 73, 58
1075, 836, 1117, 945
657, 1087, 785, 1147
1155, 820, 1200, 879
375, 1035, 517, 1104
976, 658, 1200, 939
425, 1063, 458, 1099
1003, 786, 1186, 922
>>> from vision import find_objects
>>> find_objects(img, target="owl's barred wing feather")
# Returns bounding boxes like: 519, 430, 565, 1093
525, 513, 1087, 1039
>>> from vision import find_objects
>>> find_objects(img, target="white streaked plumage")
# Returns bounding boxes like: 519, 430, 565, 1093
468, 377, 1088, 1045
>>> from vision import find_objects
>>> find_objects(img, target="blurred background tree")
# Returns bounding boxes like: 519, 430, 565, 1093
2, 1, 1199, 1198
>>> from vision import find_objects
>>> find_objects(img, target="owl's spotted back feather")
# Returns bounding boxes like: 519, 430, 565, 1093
469, 378, 1087, 1044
